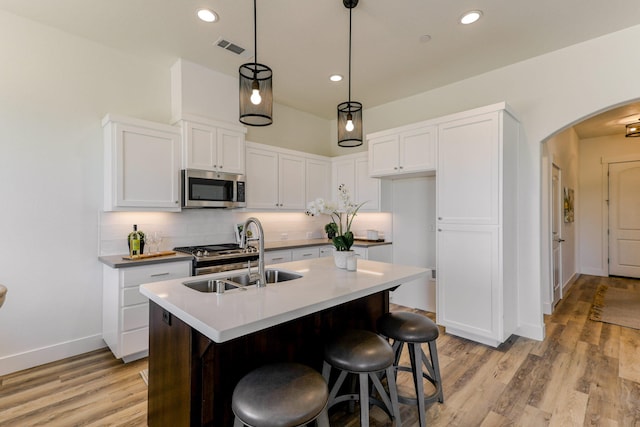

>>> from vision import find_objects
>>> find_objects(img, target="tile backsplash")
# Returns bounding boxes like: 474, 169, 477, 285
99, 210, 392, 255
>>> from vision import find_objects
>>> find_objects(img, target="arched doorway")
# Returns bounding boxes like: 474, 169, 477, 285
540, 101, 640, 314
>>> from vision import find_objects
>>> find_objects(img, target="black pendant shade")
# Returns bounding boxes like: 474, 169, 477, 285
337, 0, 363, 147
239, 0, 273, 126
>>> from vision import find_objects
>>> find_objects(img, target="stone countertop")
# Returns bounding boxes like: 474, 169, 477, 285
98, 252, 193, 269
99, 239, 392, 269
140, 257, 428, 343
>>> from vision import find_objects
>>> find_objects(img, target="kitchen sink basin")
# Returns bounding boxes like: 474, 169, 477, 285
183, 269, 302, 293
183, 278, 241, 293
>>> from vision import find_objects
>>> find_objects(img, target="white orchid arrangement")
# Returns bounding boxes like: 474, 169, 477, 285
306, 184, 366, 251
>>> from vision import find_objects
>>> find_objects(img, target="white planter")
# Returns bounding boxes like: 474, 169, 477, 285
334, 250, 355, 269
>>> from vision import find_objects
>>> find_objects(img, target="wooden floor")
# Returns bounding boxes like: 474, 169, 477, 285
1, 274, 639, 426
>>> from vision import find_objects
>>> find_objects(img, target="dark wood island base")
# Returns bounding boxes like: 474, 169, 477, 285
147, 291, 389, 426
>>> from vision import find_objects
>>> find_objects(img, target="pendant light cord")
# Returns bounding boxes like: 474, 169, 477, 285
253, 0, 258, 73
348, 5, 352, 104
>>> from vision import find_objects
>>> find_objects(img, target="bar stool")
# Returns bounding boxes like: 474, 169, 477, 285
377, 311, 444, 427
322, 329, 401, 427
232, 363, 330, 427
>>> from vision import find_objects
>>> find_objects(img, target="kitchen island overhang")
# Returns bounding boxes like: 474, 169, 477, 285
140, 256, 430, 343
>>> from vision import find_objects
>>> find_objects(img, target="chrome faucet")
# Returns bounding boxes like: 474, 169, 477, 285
241, 217, 266, 287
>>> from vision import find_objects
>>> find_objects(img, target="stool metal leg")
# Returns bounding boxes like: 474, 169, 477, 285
410, 343, 426, 427
358, 372, 370, 427
427, 340, 444, 403
315, 408, 330, 427
385, 365, 402, 426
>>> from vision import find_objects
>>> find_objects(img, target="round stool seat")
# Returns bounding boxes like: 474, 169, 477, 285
232, 363, 328, 427
377, 311, 439, 343
324, 329, 395, 373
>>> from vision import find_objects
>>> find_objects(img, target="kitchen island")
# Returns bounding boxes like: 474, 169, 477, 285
140, 257, 429, 426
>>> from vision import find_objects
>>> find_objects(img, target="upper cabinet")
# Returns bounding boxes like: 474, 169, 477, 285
176, 115, 247, 174
368, 124, 436, 178
305, 158, 332, 205
332, 152, 384, 212
102, 115, 182, 212
245, 143, 306, 210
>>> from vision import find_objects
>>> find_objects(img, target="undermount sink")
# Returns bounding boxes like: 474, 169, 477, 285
183, 269, 302, 293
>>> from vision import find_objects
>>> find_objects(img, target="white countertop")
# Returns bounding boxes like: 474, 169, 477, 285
140, 257, 429, 343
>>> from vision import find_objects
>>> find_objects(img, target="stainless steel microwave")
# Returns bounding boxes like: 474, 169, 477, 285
181, 169, 246, 208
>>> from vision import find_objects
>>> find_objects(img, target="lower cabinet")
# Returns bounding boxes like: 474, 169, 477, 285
436, 225, 513, 347
263, 249, 293, 265
353, 244, 393, 262
102, 260, 191, 362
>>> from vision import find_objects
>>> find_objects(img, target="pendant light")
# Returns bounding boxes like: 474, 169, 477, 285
239, 0, 273, 126
626, 119, 640, 137
337, 0, 363, 147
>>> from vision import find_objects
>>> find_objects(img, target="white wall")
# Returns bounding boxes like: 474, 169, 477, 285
579, 135, 640, 276
0, 10, 172, 374
541, 128, 579, 312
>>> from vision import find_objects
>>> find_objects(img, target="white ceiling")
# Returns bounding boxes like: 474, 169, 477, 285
2, 0, 640, 136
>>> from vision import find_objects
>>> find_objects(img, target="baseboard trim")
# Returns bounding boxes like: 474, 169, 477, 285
0, 334, 107, 376
563, 272, 579, 294
515, 322, 545, 341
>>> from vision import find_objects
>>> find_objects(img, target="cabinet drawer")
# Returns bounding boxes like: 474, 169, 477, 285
291, 247, 319, 261
122, 286, 148, 306
318, 246, 334, 257
122, 262, 190, 287
264, 250, 292, 265
122, 303, 149, 331
121, 327, 148, 356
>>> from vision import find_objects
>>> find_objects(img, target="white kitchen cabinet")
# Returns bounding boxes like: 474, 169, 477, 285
264, 249, 293, 265
436, 103, 519, 347
306, 158, 332, 205
102, 260, 191, 362
179, 116, 246, 174
368, 125, 436, 178
332, 152, 384, 212
245, 143, 306, 210
353, 244, 393, 262
319, 245, 334, 257
102, 115, 182, 212
291, 247, 320, 261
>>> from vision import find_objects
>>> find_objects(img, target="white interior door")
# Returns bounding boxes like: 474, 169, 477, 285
551, 164, 563, 307
609, 161, 640, 278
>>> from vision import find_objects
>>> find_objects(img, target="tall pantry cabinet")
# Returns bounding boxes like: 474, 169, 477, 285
436, 103, 520, 347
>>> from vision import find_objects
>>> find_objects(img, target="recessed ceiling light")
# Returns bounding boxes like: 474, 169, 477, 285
197, 8, 218, 23
330, 74, 343, 82
419, 34, 432, 43
460, 10, 482, 25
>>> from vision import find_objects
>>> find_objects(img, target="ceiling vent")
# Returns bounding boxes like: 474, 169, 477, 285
215, 37, 253, 58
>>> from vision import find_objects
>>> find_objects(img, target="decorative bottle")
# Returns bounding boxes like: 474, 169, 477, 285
128, 225, 142, 257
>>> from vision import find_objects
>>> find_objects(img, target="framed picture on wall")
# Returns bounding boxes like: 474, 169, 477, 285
564, 188, 574, 223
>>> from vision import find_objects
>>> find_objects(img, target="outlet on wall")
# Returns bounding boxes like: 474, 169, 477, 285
280, 233, 288, 240
306, 232, 313, 239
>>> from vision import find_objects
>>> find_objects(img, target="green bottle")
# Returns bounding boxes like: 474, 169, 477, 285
128, 225, 142, 257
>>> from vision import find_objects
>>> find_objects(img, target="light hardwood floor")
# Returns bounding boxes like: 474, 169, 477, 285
1, 274, 639, 426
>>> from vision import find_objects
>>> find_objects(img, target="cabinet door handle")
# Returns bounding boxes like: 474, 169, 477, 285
302, 253, 312, 257
213, 165, 217, 168
150, 272, 170, 277
399, 166, 404, 169
438, 217, 442, 220
272, 257, 284, 261
394, 167, 398, 170
438, 229, 442, 232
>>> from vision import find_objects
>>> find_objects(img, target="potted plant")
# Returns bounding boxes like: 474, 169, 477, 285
307, 184, 366, 268
324, 222, 338, 239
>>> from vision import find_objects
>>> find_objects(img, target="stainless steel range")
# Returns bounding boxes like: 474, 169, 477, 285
174, 243, 259, 276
